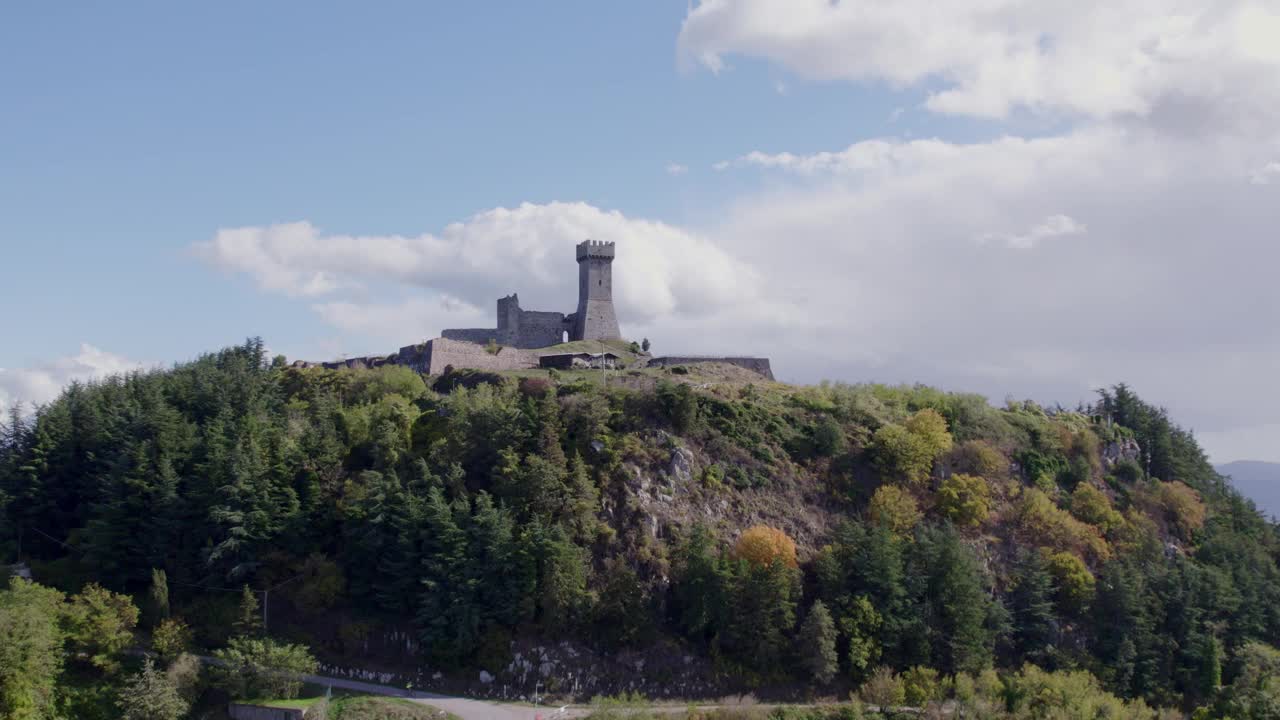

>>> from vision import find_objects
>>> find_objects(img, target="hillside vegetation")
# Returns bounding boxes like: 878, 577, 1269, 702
3, 338, 1280, 718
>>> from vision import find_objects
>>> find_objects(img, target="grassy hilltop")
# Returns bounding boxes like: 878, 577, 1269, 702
2, 338, 1279, 718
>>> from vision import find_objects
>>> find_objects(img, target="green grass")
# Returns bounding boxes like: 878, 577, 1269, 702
256, 697, 323, 709
328, 696, 460, 720
535, 338, 640, 356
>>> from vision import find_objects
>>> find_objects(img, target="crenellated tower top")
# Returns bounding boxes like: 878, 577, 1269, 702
576, 239, 616, 261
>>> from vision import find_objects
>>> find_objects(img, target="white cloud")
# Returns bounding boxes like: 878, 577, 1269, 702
183, 1, 1280, 461
719, 137, 984, 175
979, 214, 1087, 249
0, 345, 144, 417
1251, 161, 1280, 185
665, 162, 689, 176
678, 0, 1280, 130
701, 121, 1279, 449
311, 295, 490, 348
194, 201, 796, 357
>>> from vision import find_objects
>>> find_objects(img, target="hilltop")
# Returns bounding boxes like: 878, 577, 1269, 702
2, 339, 1279, 718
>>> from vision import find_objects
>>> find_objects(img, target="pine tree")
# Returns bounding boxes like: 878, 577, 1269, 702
146, 568, 170, 627
416, 487, 474, 662
118, 658, 188, 720
538, 526, 590, 635
920, 527, 993, 673
1009, 550, 1059, 669
725, 558, 799, 669
798, 600, 839, 684
674, 525, 729, 642
468, 492, 529, 628
564, 452, 599, 541
233, 585, 262, 638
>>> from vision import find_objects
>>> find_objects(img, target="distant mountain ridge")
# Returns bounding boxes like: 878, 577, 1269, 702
1217, 460, 1280, 519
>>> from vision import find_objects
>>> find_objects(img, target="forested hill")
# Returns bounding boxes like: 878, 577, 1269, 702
3, 339, 1280, 716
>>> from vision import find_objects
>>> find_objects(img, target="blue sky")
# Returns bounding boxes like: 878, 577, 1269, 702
2, 1, 1278, 463
3, 1, 916, 366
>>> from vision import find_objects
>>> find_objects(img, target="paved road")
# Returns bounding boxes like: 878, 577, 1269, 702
178, 652, 583, 720
297, 672, 588, 720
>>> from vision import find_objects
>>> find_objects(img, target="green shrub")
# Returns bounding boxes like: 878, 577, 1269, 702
937, 473, 992, 527
1068, 483, 1123, 533
868, 485, 922, 535
901, 666, 943, 706
858, 666, 905, 708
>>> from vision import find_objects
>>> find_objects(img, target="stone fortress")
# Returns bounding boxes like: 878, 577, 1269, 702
295, 239, 773, 379
440, 239, 622, 348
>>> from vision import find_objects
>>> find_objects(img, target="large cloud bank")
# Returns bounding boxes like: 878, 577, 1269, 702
184, 0, 1278, 461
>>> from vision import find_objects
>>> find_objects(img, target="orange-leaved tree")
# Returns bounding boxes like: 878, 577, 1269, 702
734, 525, 798, 568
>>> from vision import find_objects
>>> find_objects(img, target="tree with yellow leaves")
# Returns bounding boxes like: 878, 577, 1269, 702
868, 485, 922, 535
937, 473, 993, 528
733, 525, 798, 568
873, 408, 954, 484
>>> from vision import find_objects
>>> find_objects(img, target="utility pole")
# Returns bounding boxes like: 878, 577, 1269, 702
261, 571, 307, 634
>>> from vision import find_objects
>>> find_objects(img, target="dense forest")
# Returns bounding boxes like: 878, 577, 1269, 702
2, 339, 1279, 718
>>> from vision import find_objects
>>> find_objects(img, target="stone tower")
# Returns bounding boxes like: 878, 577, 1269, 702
571, 239, 621, 341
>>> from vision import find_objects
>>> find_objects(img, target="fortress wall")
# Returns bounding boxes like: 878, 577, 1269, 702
516, 310, 569, 348
396, 344, 432, 373
421, 338, 539, 374
442, 328, 499, 344
647, 356, 775, 380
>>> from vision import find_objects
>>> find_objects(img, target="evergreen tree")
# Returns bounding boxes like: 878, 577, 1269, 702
673, 525, 730, 644
797, 600, 839, 684
725, 558, 799, 669
1092, 560, 1158, 698
914, 526, 993, 673
0, 579, 66, 720
66, 583, 140, 675
233, 585, 262, 638
146, 568, 170, 628
593, 557, 652, 649
1008, 550, 1059, 668
415, 486, 476, 662
117, 658, 188, 720
537, 526, 591, 635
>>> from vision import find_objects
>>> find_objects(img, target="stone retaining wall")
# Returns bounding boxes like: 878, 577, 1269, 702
227, 704, 305, 720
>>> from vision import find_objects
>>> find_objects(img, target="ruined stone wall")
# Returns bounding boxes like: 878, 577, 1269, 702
441, 328, 499, 345
396, 343, 432, 373
515, 310, 569, 348
418, 338, 540, 375
647, 356, 775, 380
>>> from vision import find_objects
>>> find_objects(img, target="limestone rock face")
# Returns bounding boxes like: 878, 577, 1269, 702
1101, 437, 1141, 469
668, 446, 694, 486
